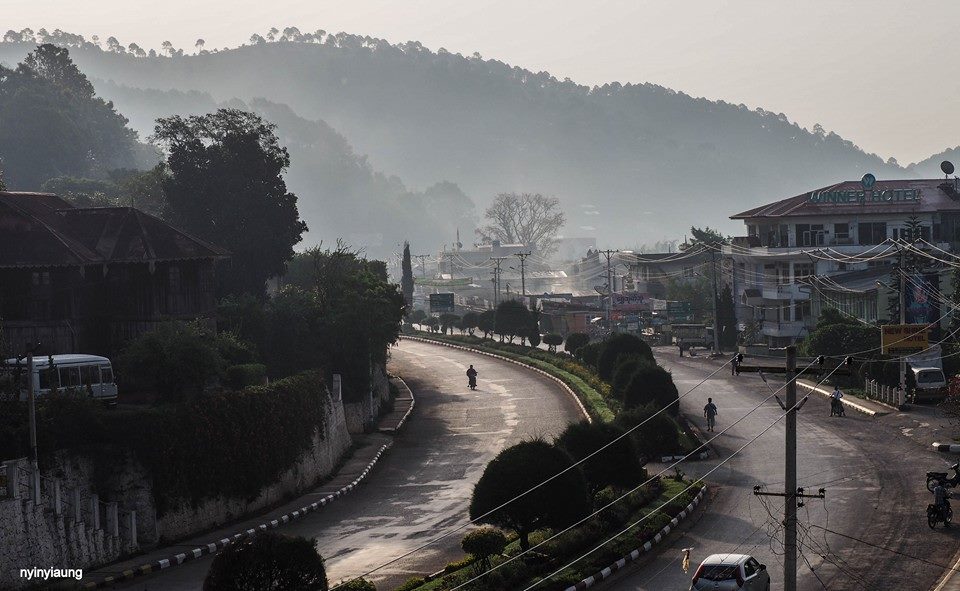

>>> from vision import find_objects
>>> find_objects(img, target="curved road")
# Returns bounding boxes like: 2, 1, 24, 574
109, 339, 583, 590
603, 348, 953, 591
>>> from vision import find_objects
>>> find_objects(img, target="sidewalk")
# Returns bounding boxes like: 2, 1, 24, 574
82, 379, 415, 589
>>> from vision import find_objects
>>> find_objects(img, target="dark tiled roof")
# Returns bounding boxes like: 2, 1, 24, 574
0, 192, 229, 268
731, 179, 960, 219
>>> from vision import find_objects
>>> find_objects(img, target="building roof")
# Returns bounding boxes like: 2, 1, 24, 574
731, 179, 960, 220
0, 192, 229, 269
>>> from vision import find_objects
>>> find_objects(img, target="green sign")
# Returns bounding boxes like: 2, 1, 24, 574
808, 188, 920, 204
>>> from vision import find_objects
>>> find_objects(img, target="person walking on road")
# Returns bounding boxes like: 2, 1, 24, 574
703, 397, 718, 432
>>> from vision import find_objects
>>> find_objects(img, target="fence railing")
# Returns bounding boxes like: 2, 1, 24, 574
864, 379, 905, 408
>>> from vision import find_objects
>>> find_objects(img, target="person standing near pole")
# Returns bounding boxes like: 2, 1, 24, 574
703, 397, 718, 432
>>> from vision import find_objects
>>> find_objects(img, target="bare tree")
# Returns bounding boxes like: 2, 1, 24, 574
477, 193, 566, 256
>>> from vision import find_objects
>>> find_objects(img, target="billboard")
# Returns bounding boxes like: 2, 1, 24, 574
904, 274, 940, 328
429, 293, 455, 313
881, 324, 929, 354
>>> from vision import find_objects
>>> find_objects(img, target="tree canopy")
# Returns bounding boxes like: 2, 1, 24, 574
203, 533, 328, 591
469, 439, 590, 550
554, 420, 646, 495
596, 333, 654, 380
477, 193, 566, 257
0, 44, 146, 189
153, 108, 307, 297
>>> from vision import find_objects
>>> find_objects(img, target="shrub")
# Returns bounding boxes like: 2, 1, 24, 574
117, 321, 228, 403
409, 309, 428, 324
578, 342, 603, 369
614, 405, 681, 461
543, 333, 564, 353
527, 330, 541, 348
461, 526, 508, 572
470, 439, 590, 549
565, 333, 590, 355
461, 312, 480, 335
554, 421, 646, 495
335, 579, 376, 591
203, 533, 328, 591
596, 333, 653, 380
225, 364, 268, 390
495, 300, 532, 343
611, 355, 653, 399
621, 364, 679, 415
394, 577, 426, 591
439, 313, 460, 334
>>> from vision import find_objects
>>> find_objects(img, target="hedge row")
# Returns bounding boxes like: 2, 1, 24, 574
409, 332, 615, 421
0, 372, 332, 514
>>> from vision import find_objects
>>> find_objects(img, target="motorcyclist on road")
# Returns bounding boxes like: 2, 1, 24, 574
466, 365, 478, 389
830, 385, 844, 416
935, 482, 952, 516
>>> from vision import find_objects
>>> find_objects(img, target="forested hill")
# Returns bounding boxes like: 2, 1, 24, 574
0, 33, 922, 243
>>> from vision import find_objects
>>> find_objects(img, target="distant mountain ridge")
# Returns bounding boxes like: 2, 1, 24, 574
0, 31, 947, 249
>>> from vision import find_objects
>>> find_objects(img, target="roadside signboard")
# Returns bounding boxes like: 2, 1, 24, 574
667, 300, 694, 322
429, 292, 455, 313
881, 324, 929, 354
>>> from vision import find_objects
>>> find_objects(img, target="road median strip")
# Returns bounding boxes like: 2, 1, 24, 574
563, 484, 707, 591
933, 442, 960, 453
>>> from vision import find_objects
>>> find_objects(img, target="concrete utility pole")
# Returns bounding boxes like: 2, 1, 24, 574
784, 345, 798, 591
490, 256, 507, 306
899, 246, 907, 396
414, 254, 429, 278
710, 248, 721, 353
598, 249, 619, 328
514, 252, 532, 297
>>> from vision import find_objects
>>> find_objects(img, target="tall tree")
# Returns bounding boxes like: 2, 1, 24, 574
401, 241, 414, 307
0, 44, 141, 188
681, 226, 729, 250
153, 109, 307, 297
477, 193, 566, 257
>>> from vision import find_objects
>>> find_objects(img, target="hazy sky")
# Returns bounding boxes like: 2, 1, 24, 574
7, 0, 959, 163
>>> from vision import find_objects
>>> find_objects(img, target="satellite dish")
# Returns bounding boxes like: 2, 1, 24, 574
942, 161, 955, 175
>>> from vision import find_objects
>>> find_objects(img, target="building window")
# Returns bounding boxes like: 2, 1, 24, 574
834, 223, 851, 244
32, 271, 50, 286
794, 263, 814, 283
797, 301, 811, 321
858, 222, 887, 245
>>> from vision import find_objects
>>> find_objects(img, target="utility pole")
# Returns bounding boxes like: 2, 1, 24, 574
414, 254, 429, 278
598, 250, 619, 328
514, 252, 532, 297
710, 248, 721, 353
741, 347, 837, 591
18, 344, 41, 504
784, 345, 798, 591
490, 256, 507, 307
899, 246, 907, 396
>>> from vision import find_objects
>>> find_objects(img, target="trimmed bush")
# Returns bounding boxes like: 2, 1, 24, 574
461, 526, 507, 572
565, 333, 590, 355
578, 342, 603, 369
621, 364, 679, 415
470, 439, 590, 550
394, 577, 426, 591
614, 405, 681, 461
611, 355, 653, 399
225, 364, 268, 390
543, 333, 564, 353
203, 533, 328, 591
554, 420, 646, 495
596, 333, 653, 380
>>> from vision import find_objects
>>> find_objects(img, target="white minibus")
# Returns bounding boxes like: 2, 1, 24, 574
1, 354, 118, 402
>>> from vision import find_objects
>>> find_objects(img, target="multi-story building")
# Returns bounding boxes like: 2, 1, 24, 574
725, 178, 960, 347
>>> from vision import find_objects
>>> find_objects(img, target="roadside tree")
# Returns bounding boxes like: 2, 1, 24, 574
596, 333, 653, 380
476, 193, 566, 257
614, 405, 681, 462
564, 333, 590, 355
494, 300, 531, 343
203, 533, 328, 591
554, 421, 646, 495
469, 439, 590, 550
461, 526, 508, 574
477, 310, 496, 338
621, 364, 680, 415
154, 109, 307, 297
461, 312, 480, 335
401, 241, 414, 307
543, 333, 564, 353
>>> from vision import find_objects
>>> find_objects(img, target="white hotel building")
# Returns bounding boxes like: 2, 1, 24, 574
724, 178, 960, 347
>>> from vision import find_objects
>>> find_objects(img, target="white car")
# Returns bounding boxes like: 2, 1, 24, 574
690, 553, 770, 591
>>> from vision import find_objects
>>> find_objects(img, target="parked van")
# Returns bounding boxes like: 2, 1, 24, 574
1, 355, 117, 403
911, 366, 948, 401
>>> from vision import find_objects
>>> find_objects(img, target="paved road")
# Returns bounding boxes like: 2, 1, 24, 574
600, 348, 955, 591
105, 339, 582, 591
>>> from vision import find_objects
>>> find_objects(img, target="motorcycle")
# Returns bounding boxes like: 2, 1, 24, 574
468, 374, 477, 390
926, 462, 960, 492
928, 502, 953, 529
830, 397, 845, 417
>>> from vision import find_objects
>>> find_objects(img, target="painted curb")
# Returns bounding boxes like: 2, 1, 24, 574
933, 442, 960, 453
796, 381, 879, 417
563, 485, 707, 591
81, 442, 393, 589
401, 335, 592, 422
381, 376, 416, 434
